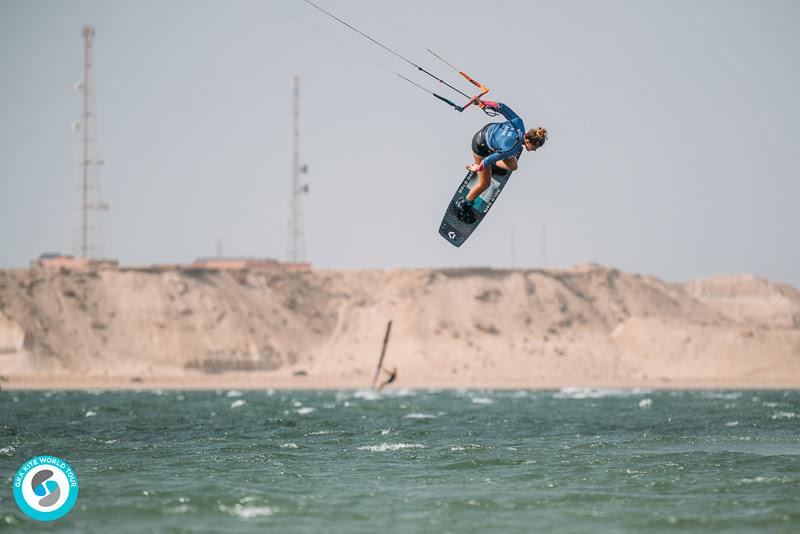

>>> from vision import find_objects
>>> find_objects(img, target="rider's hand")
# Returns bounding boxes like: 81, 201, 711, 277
465, 163, 481, 172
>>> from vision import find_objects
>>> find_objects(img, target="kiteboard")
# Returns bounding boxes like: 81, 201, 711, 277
438, 165, 512, 247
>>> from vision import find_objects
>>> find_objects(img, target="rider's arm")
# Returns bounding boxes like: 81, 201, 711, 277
474, 101, 525, 171
478, 151, 506, 171
478, 141, 521, 171
481, 101, 520, 122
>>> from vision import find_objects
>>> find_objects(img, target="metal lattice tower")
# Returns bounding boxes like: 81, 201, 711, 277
287, 75, 309, 263
74, 25, 108, 259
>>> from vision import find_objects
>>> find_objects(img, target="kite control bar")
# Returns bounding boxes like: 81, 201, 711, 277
431, 71, 498, 117
458, 71, 489, 112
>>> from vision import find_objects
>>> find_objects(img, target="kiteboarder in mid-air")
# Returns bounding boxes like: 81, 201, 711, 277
454, 100, 548, 223
267, 1, 550, 233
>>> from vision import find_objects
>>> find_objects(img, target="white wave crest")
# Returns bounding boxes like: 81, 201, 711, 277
357, 443, 424, 452
352, 389, 383, 401
701, 391, 742, 400
554, 387, 651, 399
219, 503, 276, 518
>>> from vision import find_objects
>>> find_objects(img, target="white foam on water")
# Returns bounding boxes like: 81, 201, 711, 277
292, 401, 303, 407
380, 429, 391, 435
739, 476, 785, 484
226, 390, 243, 398
404, 413, 437, 419
296, 407, 315, 415
382, 389, 417, 397
471, 397, 494, 405
85, 410, 97, 417
280, 443, 298, 449
352, 389, 383, 401
771, 411, 796, 420
357, 443, 425, 452
220, 504, 276, 519
450, 446, 466, 451
554, 387, 652, 399
638, 398, 652, 409
0, 446, 15, 456
230, 399, 246, 409
763, 402, 779, 408
309, 430, 332, 436
725, 421, 740, 427
701, 391, 742, 400
166, 504, 191, 514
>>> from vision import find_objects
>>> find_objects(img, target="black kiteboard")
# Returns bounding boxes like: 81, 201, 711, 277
438, 166, 512, 247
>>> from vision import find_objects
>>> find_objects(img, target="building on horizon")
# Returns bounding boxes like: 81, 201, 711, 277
33, 253, 119, 271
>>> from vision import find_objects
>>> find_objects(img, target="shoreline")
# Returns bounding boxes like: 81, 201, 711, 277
3, 373, 799, 391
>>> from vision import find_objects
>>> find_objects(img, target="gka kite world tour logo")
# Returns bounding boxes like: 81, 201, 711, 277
13, 455, 79, 521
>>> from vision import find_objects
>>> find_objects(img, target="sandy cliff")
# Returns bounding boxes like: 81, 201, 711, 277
0, 264, 798, 388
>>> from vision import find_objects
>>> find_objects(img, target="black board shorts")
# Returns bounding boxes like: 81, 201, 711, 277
471, 123, 494, 158
470, 123, 511, 176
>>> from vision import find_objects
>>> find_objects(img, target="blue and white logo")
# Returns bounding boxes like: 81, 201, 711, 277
13, 455, 79, 521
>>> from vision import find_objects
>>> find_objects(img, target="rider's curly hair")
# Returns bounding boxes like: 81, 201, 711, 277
525, 127, 548, 148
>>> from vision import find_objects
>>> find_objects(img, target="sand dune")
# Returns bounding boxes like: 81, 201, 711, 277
0, 264, 798, 389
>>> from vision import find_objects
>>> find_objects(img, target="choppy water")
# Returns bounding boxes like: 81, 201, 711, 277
1, 389, 799, 532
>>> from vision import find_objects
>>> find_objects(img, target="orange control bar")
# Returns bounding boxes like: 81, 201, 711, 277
458, 71, 490, 112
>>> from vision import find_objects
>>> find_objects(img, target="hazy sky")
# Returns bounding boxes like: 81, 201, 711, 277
1, 0, 798, 286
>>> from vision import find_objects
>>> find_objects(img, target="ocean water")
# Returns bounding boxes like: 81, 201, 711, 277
1, 389, 799, 533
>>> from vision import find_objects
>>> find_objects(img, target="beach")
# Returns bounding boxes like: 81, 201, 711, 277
1, 264, 798, 390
